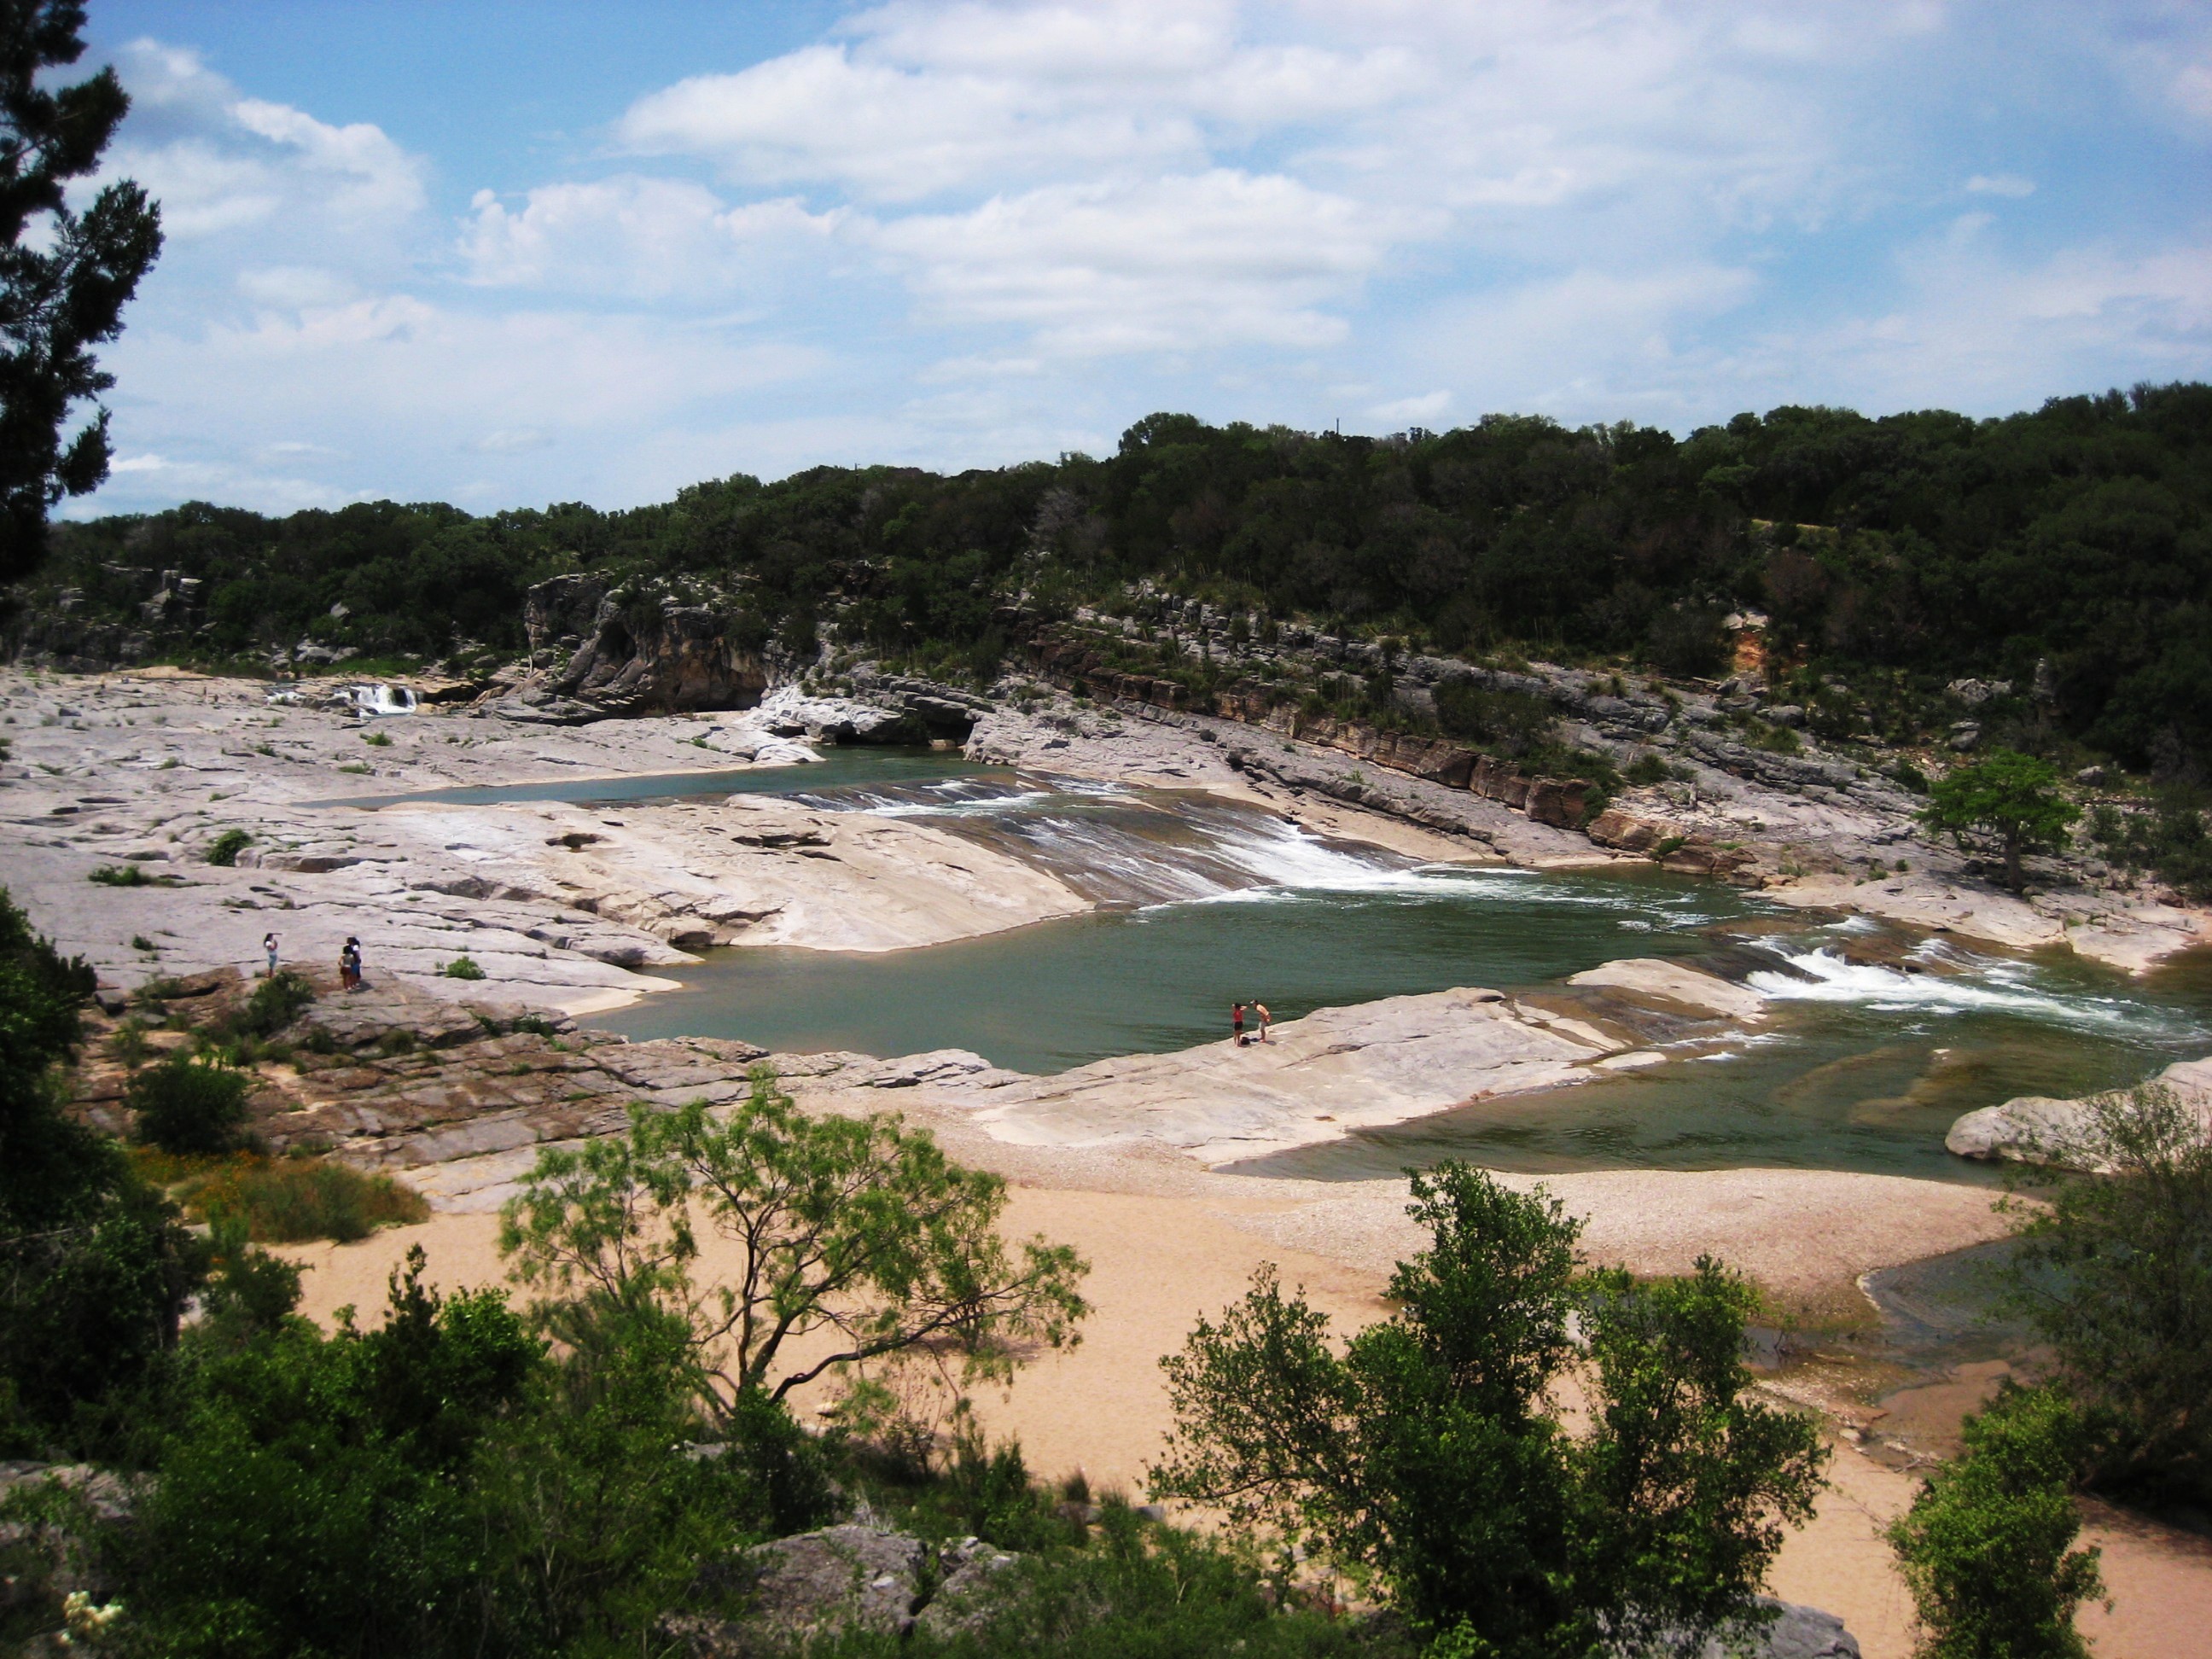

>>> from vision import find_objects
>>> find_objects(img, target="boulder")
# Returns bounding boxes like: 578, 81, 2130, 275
530, 576, 769, 717
1700, 1598, 1860, 1659
914, 1538, 1022, 1639
667, 1525, 928, 1655
1947, 1057, 2212, 1167
1523, 777, 1591, 828
1568, 958, 1767, 1021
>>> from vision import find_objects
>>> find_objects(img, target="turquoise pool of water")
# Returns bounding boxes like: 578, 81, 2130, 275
355, 749, 2212, 1183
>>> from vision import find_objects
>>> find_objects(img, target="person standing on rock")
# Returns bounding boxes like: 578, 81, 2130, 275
263, 933, 279, 978
341, 936, 361, 992
1253, 1000, 1271, 1043
1231, 1002, 1246, 1045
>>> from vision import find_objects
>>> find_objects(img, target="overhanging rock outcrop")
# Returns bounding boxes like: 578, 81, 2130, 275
522, 575, 769, 718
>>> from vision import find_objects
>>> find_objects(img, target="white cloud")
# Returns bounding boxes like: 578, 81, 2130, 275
1368, 389, 1451, 422
73, 5, 2212, 519
875, 170, 1429, 354
458, 177, 840, 297
103, 40, 424, 250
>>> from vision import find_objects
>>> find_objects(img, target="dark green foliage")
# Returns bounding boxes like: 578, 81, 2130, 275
442, 953, 486, 980
120, 1248, 543, 1658
2001, 1085, 2212, 1509
1887, 1386, 2104, 1659
86, 861, 148, 885
0, 886, 202, 1454
1150, 1163, 1825, 1655
225, 968, 313, 1041
1920, 750, 2080, 889
127, 1055, 250, 1155
2091, 785, 2212, 901
30, 384, 2212, 777
204, 828, 251, 865
0, 1, 163, 579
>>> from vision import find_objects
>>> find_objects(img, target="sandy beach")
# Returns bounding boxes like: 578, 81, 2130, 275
282, 1153, 2212, 1659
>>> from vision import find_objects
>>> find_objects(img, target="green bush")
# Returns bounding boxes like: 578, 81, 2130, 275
1150, 1164, 1825, 1656
1889, 1386, 2104, 1659
441, 955, 486, 981
2001, 1084, 2212, 1507
178, 1156, 430, 1244
2090, 785, 2211, 901
128, 1057, 253, 1156
363, 729, 393, 747
1, 886, 206, 1456
204, 829, 252, 866
87, 863, 148, 887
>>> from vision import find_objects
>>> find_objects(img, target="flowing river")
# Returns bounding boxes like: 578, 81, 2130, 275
364, 750, 2212, 1185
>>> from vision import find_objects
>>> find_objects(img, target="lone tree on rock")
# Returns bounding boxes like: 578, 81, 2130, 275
1920, 749, 2079, 890
0, 1, 162, 582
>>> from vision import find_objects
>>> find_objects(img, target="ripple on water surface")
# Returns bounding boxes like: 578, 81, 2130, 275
597, 771, 2209, 1184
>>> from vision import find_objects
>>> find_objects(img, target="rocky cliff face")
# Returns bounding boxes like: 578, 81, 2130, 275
527, 575, 768, 716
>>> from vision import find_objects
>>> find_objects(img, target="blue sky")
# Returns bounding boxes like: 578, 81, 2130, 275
67, 1, 2212, 519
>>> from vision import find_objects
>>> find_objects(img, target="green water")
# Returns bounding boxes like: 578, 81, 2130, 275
352, 748, 2212, 1184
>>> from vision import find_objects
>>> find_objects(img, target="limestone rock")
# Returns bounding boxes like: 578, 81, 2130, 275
915, 1538, 1022, 1639
1702, 1598, 1861, 1659
1567, 958, 1767, 1021
1947, 1056, 2212, 1167
670, 1525, 927, 1654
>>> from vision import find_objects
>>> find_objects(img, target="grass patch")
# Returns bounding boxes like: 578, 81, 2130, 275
441, 954, 486, 981
151, 1151, 430, 1243
89, 863, 181, 888
336, 761, 371, 775
362, 730, 393, 748
205, 828, 253, 865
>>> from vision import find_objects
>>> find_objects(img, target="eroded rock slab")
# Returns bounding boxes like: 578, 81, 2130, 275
956, 987, 1641, 1164
1947, 1055, 2212, 1167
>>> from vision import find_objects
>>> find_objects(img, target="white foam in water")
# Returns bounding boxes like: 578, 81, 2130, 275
1745, 946, 2196, 1037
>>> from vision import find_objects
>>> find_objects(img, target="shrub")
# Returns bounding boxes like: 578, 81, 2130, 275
204, 829, 252, 866
1624, 752, 1673, 786
441, 955, 486, 981
178, 1155, 429, 1243
128, 1056, 253, 1155
2000, 1084, 2212, 1507
230, 969, 315, 1040
1889, 1386, 2103, 1659
363, 729, 393, 747
87, 863, 147, 887
2090, 784, 2211, 901
1150, 1164, 1825, 1655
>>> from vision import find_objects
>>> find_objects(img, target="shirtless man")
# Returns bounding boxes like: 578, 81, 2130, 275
1253, 999, 1272, 1043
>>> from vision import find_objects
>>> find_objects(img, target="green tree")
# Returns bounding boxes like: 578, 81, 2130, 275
1919, 749, 2080, 890
0, 885, 201, 1452
498, 1069, 1091, 1425
126, 1054, 251, 1155
121, 1247, 542, 1659
0, 1, 163, 579
1150, 1164, 1826, 1656
1887, 1386, 2104, 1659
2001, 1083, 2212, 1508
